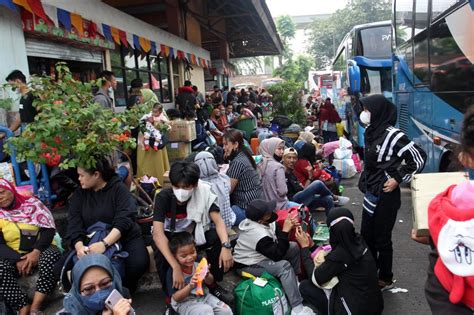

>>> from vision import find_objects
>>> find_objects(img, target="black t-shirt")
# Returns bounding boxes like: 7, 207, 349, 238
153, 188, 219, 232
286, 170, 304, 200
19, 91, 37, 124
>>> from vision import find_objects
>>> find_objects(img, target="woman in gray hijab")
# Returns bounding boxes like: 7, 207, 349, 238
194, 152, 236, 227
60, 253, 132, 315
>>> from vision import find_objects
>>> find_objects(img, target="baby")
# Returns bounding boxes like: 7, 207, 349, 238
141, 103, 169, 151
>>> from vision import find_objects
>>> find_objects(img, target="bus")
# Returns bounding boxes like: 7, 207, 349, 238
392, 0, 474, 172
332, 20, 392, 148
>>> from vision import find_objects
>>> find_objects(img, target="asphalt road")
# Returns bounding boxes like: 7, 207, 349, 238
45, 174, 432, 314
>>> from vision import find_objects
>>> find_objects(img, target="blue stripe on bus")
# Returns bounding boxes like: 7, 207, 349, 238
352, 56, 392, 68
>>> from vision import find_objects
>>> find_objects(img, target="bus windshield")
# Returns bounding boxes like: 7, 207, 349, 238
359, 26, 392, 59
360, 66, 392, 96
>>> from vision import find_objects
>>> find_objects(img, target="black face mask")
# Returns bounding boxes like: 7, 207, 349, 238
273, 154, 282, 162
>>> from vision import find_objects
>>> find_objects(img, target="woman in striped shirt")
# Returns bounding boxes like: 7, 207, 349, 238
358, 95, 427, 290
223, 129, 263, 225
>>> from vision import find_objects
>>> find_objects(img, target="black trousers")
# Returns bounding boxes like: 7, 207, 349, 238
361, 187, 401, 282
154, 229, 223, 295
299, 279, 328, 315
122, 236, 150, 293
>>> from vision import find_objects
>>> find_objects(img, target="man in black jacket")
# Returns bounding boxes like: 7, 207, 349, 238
176, 80, 197, 118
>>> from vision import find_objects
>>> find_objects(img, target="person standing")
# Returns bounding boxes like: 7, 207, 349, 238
210, 86, 223, 105
319, 98, 341, 143
93, 71, 117, 109
5, 70, 37, 133
176, 80, 197, 118
358, 95, 426, 289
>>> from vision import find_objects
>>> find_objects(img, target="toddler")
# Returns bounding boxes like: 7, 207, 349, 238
141, 103, 169, 151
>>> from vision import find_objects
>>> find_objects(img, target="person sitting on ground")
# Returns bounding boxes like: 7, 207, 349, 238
225, 104, 238, 126
294, 142, 318, 188
140, 103, 169, 151
0, 179, 60, 315
152, 161, 234, 308
294, 131, 317, 151
297, 208, 383, 315
61, 253, 133, 315
233, 199, 315, 315
194, 152, 236, 228
210, 86, 223, 105
223, 129, 263, 225
238, 89, 249, 104
259, 138, 299, 210
209, 106, 227, 146
66, 157, 149, 293
283, 148, 349, 216
168, 232, 233, 315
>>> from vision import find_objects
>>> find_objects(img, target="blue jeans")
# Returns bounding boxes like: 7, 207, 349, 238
292, 180, 334, 215
232, 205, 247, 225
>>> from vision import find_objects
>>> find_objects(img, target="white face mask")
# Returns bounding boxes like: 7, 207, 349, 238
173, 188, 193, 202
360, 111, 371, 125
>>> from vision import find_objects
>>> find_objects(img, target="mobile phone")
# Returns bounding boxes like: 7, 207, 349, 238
297, 204, 306, 220
301, 221, 308, 233
105, 289, 135, 315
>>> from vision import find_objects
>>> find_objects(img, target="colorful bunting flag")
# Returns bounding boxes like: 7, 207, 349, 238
43, 3, 58, 26
119, 29, 128, 47
70, 12, 83, 35
12, 0, 31, 12
151, 41, 157, 55
26, 0, 49, 22
0, 0, 18, 11
111, 26, 120, 44
133, 35, 140, 50
139, 37, 151, 52
126, 32, 134, 47
57, 8, 71, 31
102, 24, 113, 42
169, 47, 174, 59
160, 44, 167, 56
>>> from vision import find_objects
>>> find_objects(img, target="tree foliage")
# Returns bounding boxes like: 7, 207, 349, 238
308, 0, 391, 70
6, 63, 150, 170
268, 81, 306, 126
273, 55, 314, 85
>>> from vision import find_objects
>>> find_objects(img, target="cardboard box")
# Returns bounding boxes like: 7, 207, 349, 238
411, 172, 467, 236
168, 120, 196, 142
166, 142, 192, 161
162, 171, 171, 188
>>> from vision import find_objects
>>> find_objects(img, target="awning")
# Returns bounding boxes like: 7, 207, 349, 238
40, 0, 211, 66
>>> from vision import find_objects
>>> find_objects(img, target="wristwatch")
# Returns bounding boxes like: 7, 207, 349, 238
222, 241, 232, 249
101, 239, 111, 248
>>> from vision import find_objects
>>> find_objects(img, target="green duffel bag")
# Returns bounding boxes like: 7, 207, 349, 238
234, 271, 291, 315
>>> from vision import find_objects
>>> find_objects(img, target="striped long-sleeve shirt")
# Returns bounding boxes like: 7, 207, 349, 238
362, 126, 427, 195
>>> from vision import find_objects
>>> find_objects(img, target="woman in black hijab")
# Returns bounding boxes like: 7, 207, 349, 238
297, 208, 383, 315
358, 95, 426, 289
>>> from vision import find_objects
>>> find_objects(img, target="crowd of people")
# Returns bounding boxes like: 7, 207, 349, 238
0, 68, 472, 315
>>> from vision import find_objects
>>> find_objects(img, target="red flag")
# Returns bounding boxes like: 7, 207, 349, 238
26, 0, 49, 22
119, 30, 128, 47
160, 44, 167, 56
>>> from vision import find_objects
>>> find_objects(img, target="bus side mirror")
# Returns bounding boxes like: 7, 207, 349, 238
347, 60, 361, 94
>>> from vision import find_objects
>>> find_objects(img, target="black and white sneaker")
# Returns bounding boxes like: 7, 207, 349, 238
164, 304, 178, 315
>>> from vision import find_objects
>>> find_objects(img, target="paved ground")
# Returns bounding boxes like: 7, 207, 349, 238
45, 174, 432, 314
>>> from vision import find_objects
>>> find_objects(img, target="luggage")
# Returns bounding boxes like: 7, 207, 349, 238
332, 158, 357, 179
334, 148, 352, 160
234, 272, 290, 315
271, 115, 292, 128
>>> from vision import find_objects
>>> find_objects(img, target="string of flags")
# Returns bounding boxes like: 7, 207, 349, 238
0, 0, 210, 68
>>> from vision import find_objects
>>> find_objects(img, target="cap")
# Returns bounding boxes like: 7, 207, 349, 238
283, 147, 298, 157
245, 199, 277, 222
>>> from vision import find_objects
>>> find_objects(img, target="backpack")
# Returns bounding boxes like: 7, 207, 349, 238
234, 272, 290, 315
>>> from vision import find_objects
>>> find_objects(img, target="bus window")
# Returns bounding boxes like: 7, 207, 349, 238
395, 0, 414, 74
432, 0, 465, 22
359, 26, 392, 59
413, 0, 429, 84
333, 48, 346, 72
360, 67, 392, 96
430, 19, 474, 94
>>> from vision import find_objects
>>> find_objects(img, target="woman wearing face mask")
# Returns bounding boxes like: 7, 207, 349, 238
358, 95, 426, 290
259, 138, 299, 210
297, 208, 383, 315
0, 179, 59, 315
66, 157, 149, 293
152, 161, 234, 311
223, 129, 263, 225
422, 107, 474, 314
61, 253, 133, 315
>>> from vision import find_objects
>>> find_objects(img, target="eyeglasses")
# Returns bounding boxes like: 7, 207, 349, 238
80, 278, 113, 296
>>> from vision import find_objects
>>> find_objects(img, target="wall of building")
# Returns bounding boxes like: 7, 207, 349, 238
0, 8, 29, 83
189, 66, 205, 94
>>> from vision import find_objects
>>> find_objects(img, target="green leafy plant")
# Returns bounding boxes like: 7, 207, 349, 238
0, 98, 13, 111
6, 63, 151, 170
268, 81, 307, 126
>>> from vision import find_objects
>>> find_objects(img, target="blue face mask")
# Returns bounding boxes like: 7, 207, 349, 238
467, 168, 474, 180
80, 286, 113, 312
